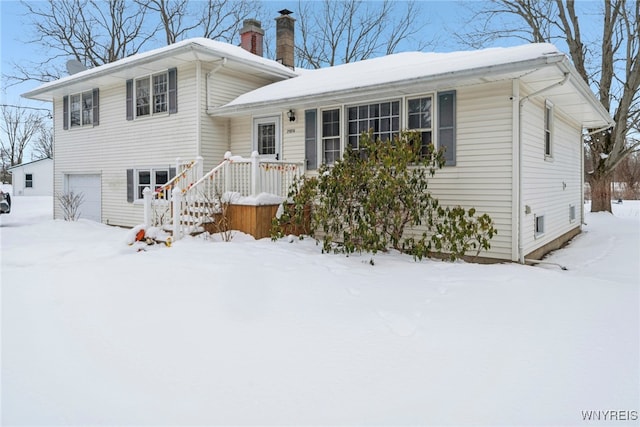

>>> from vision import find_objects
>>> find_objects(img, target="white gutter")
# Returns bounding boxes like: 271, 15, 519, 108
517, 72, 570, 264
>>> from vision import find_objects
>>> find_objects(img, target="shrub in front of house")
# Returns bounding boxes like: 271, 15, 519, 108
272, 131, 497, 261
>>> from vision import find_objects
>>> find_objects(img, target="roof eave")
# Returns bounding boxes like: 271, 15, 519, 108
22, 41, 296, 102
557, 58, 614, 128
210, 54, 569, 117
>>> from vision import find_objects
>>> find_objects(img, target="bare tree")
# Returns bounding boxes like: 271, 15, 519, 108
457, 0, 640, 213
5, 0, 155, 86
33, 125, 54, 160
616, 149, 640, 199
198, 0, 259, 42
136, 0, 197, 44
0, 105, 44, 169
295, 0, 430, 69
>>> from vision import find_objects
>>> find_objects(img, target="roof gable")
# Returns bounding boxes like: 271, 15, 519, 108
23, 38, 298, 101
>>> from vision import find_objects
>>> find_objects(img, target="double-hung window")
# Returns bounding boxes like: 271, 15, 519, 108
127, 168, 173, 202
25, 173, 33, 188
153, 73, 168, 114
407, 91, 456, 165
322, 109, 341, 164
126, 68, 177, 120
63, 89, 99, 130
544, 100, 553, 158
407, 96, 433, 157
347, 100, 400, 151
136, 77, 151, 117
136, 169, 169, 199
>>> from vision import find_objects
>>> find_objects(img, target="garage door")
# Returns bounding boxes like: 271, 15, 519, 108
66, 174, 101, 222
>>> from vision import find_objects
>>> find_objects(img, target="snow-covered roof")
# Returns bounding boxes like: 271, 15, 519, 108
211, 43, 612, 128
7, 157, 53, 170
23, 38, 298, 101
217, 44, 564, 111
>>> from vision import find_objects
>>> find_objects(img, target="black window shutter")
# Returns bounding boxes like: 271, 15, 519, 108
126, 169, 134, 202
168, 68, 177, 114
63, 96, 69, 130
305, 109, 318, 170
126, 79, 133, 120
92, 88, 99, 126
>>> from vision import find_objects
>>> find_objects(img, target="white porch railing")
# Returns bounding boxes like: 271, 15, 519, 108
144, 157, 203, 228
143, 151, 304, 239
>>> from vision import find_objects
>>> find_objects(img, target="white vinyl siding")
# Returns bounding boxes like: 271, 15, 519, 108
413, 81, 514, 260
520, 94, 582, 257
271, 81, 514, 260
202, 69, 278, 170
53, 63, 199, 226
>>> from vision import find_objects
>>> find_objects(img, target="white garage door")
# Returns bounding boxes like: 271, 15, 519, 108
66, 174, 101, 222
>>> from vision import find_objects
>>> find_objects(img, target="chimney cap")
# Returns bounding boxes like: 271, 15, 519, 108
278, 9, 293, 16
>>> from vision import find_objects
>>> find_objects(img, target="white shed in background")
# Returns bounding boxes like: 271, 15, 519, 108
8, 158, 53, 196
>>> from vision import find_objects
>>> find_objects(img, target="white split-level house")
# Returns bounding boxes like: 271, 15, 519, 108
23, 12, 613, 262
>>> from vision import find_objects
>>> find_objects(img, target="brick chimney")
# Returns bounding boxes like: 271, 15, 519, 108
240, 19, 264, 57
275, 9, 295, 69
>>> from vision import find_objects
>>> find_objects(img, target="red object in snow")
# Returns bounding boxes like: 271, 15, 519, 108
135, 229, 145, 242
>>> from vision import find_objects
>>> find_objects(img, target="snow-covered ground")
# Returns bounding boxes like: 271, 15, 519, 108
1, 196, 638, 426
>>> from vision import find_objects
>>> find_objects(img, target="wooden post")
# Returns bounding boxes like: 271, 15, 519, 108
143, 187, 152, 227
172, 187, 182, 240
224, 158, 231, 193
251, 151, 259, 196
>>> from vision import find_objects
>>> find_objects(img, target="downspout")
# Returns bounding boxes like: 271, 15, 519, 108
206, 58, 227, 111
196, 60, 202, 156
517, 72, 570, 264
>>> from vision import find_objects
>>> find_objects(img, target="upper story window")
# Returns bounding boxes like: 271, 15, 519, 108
63, 89, 99, 130
126, 68, 177, 120
544, 100, 554, 158
347, 100, 400, 151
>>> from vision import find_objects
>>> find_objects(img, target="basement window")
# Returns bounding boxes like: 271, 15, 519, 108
535, 214, 545, 237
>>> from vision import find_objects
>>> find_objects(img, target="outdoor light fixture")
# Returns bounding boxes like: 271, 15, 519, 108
287, 109, 296, 122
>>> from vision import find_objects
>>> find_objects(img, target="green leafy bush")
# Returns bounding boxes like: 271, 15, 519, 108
272, 131, 497, 261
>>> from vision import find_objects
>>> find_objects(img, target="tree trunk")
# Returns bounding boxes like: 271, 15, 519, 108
589, 174, 613, 213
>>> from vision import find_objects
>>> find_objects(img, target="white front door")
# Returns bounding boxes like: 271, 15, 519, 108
253, 116, 281, 160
